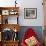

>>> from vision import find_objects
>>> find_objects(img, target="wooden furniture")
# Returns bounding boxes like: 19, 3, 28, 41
0, 7, 20, 46
2, 41, 19, 46
0, 24, 20, 32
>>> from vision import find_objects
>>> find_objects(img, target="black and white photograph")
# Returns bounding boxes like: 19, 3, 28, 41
24, 8, 37, 19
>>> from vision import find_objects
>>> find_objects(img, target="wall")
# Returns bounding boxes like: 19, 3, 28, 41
0, 0, 44, 26
19, 0, 44, 26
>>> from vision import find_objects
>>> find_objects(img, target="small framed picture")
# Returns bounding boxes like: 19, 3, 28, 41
24, 8, 37, 19
2, 10, 9, 15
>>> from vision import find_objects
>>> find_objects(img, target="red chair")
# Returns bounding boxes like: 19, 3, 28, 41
21, 28, 41, 46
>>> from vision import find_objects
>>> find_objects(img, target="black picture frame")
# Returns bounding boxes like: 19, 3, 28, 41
24, 8, 37, 19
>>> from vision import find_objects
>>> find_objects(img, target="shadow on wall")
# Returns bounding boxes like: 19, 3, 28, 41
18, 26, 43, 44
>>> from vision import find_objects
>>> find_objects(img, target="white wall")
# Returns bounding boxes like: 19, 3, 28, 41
19, 0, 44, 26
0, 0, 44, 26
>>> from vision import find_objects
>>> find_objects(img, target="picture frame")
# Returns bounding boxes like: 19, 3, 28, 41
2, 10, 9, 15
24, 8, 37, 19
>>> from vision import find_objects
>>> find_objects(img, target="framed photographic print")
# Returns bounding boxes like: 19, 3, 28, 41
24, 8, 37, 19
2, 10, 9, 15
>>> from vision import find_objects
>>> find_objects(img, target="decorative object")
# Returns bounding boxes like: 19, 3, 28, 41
2, 10, 9, 15
5, 18, 8, 24
15, 0, 17, 7
14, 28, 17, 32
9, 10, 18, 15
25, 36, 38, 46
2, 28, 13, 41
24, 8, 37, 19
13, 32, 18, 41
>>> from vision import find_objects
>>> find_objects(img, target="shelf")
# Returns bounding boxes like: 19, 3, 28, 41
0, 7, 20, 46
1, 40, 19, 46
2, 40, 19, 43
1, 15, 18, 24
0, 24, 20, 32
0, 7, 19, 10
0, 7, 19, 16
